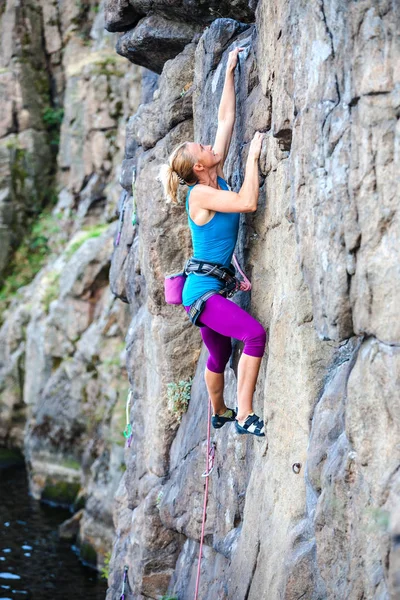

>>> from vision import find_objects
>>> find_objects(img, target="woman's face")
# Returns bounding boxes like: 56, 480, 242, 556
187, 142, 221, 169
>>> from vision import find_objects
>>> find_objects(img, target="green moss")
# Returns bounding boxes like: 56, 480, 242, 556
79, 541, 97, 567
0, 448, 24, 469
60, 457, 81, 471
42, 480, 80, 507
33, 70, 51, 101
0, 208, 62, 322
91, 56, 124, 78
65, 224, 109, 260
9, 145, 28, 197
73, 491, 86, 511
166, 378, 192, 422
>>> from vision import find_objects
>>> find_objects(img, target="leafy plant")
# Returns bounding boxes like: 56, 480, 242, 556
42, 107, 64, 148
101, 551, 111, 580
166, 378, 192, 421
42, 107, 64, 128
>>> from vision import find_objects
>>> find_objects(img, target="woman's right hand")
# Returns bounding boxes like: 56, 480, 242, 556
248, 131, 264, 160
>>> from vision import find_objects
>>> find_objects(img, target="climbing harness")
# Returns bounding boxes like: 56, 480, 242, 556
183, 254, 252, 326
123, 389, 133, 448
186, 289, 225, 326
185, 258, 238, 297
119, 565, 129, 600
194, 397, 215, 600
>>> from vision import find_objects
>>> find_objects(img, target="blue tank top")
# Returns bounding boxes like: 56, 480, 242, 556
182, 176, 240, 306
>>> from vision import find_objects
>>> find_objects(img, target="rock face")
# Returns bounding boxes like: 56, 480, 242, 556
109, 0, 255, 73
104, 1, 400, 599
0, 0, 398, 597
0, 0, 55, 275
0, 0, 142, 572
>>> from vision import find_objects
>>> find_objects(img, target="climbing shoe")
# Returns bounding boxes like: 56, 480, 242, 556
235, 413, 265, 437
211, 407, 237, 429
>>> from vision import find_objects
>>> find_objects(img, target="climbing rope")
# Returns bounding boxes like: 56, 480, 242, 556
119, 565, 129, 600
123, 389, 133, 448
194, 397, 215, 600
232, 253, 252, 292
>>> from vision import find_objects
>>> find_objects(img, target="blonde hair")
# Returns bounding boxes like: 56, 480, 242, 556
158, 142, 197, 204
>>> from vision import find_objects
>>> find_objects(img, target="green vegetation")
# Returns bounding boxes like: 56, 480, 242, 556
0, 208, 62, 321
73, 491, 86, 511
9, 145, 27, 195
65, 223, 109, 260
166, 378, 192, 421
42, 480, 81, 507
60, 457, 81, 471
101, 551, 111, 580
42, 106, 64, 148
0, 448, 25, 469
160, 596, 178, 600
91, 56, 124, 78
79, 541, 97, 567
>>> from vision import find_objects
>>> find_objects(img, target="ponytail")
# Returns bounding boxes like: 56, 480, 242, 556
158, 163, 181, 204
158, 142, 197, 204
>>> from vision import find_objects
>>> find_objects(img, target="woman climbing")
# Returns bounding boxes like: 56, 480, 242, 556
160, 47, 267, 437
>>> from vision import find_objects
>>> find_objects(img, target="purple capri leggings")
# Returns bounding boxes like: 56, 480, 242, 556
184, 294, 267, 374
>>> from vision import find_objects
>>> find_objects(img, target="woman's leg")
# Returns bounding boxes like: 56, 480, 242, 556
200, 326, 232, 415
197, 295, 267, 424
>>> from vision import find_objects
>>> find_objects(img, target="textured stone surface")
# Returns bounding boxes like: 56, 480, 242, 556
105, 1, 400, 598
0, 0, 399, 597
126, 42, 195, 151
0, 0, 142, 574
116, 14, 201, 74
104, 0, 143, 32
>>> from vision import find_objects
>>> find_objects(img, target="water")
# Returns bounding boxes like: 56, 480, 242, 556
0, 463, 107, 600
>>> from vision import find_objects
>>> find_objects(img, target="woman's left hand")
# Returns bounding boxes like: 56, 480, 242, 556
227, 47, 244, 72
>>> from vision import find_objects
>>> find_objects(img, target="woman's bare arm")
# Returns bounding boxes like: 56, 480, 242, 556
213, 48, 243, 170
191, 132, 264, 214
